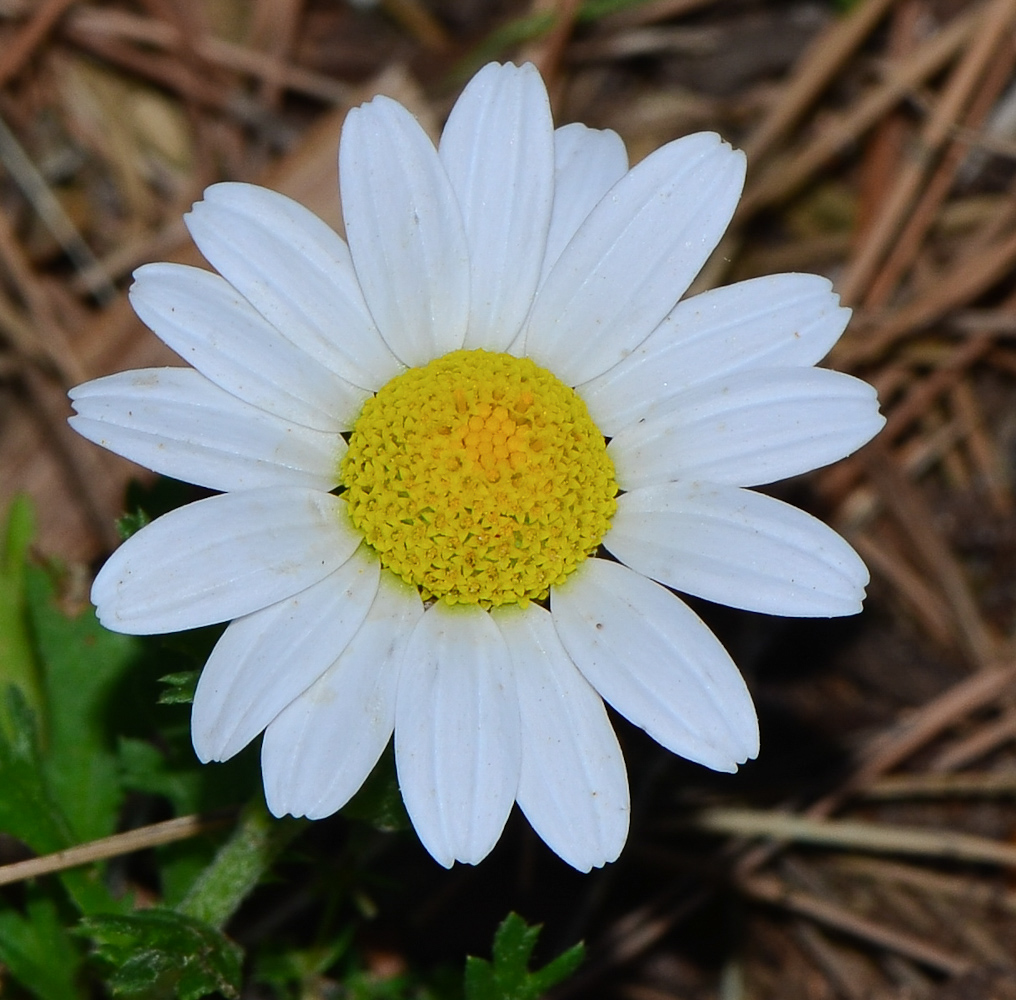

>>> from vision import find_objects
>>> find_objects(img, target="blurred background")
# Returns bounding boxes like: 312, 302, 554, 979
2, 0, 1016, 997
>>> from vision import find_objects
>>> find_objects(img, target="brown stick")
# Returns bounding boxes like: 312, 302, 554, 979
0, 813, 233, 888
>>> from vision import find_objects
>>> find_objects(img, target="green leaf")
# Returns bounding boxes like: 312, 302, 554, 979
0, 687, 123, 916
0, 684, 75, 853
0, 496, 44, 737
464, 914, 584, 1000
80, 909, 242, 1000
0, 888, 84, 1000
157, 670, 199, 705
116, 507, 151, 541
176, 799, 305, 929
28, 566, 141, 845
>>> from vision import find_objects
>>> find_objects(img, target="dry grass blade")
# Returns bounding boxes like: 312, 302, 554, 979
0, 0, 77, 85
840, 225, 1016, 365
696, 809, 1016, 870
64, 8, 352, 104
864, 447, 998, 668
0, 813, 234, 888
838, 0, 1016, 304
740, 874, 972, 976
738, 4, 982, 219
743, 0, 897, 164
863, 771, 1016, 799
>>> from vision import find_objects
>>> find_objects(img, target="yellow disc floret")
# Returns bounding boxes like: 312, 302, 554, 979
341, 349, 617, 607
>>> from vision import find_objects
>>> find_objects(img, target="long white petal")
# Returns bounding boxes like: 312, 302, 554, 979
580, 274, 851, 435
395, 603, 520, 867
91, 488, 360, 634
69, 368, 339, 493
262, 572, 424, 819
439, 62, 554, 350
130, 263, 362, 432
605, 482, 869, 617
185, 183, 402, 392
552, 559, 758, 772
539, 123, 628, 286
609, 367, 885, 489
341, 96, 469, 367
192, 545, 381, 763
524, 132, 745, 385
493, 603, 629, 872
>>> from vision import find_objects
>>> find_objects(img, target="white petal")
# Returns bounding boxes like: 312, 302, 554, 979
92, 488, 360, 635
69, 368, 339, 493
262, 572, 424, 819
605, 482, 869, 617
524, 132, 745, 385
580, 274, 851, 435
395, 603, 520, 867
540, 123, 628, 285
192, 545, 381, 763
185, 183, 402, 391
130, 263, 362, 432
341, 96, 469, 367
493, 603, 629, 872
551, 559, 758, 772
609, 367, 885, 489
439, 62, 554, 350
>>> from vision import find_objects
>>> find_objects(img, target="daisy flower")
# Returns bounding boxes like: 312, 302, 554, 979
69, 62, 884, 872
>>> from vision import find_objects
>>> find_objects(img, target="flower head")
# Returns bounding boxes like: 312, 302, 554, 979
69, 62, 884, 871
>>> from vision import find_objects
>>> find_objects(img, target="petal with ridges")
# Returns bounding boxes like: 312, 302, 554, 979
130, 263, 362, 432
609, 367, 885, 489
185, 183, 402, 391
262, 572, 424, 819
524, 132, 745, 385
395, 603, 520, 867
540, 123, 628, 285
552, 559, 758, 771
69, 368, 339, 493
493, 603, 629, 872
341, 96, 469, 367
192, 545, 380, 763
439, 62, 554, 350
92, 488, 360, 635
580, 274, 850, 435
605, 482, 869, 617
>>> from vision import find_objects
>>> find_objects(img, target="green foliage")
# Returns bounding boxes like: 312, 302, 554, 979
0, 494, 44, 735
464, 914, 584, 1000
116, 507, 151, 541
157, 670, 200, 705
80, 910, 242, 1000
0, 889, 82, 1000
28, 567, 141, 845
177, 800, 305, 929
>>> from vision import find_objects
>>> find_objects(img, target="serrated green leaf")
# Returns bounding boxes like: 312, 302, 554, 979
0, 888, 84, 1000
0, 685, 75, 852
116, 507, 151, 541
28, 566, 141, 845
80, 909, 242, 1000
0, 496, 44, 737
157, 670, 199, 705
0, 687, 124, 915
464, 914, 584, 1000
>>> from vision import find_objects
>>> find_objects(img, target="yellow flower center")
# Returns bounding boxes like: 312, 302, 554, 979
341, 349, 617, 607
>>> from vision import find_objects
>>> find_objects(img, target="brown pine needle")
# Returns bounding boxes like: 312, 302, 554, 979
0, 812, 234, 888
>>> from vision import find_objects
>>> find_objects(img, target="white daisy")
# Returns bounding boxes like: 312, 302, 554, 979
69, 62, 884, 872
